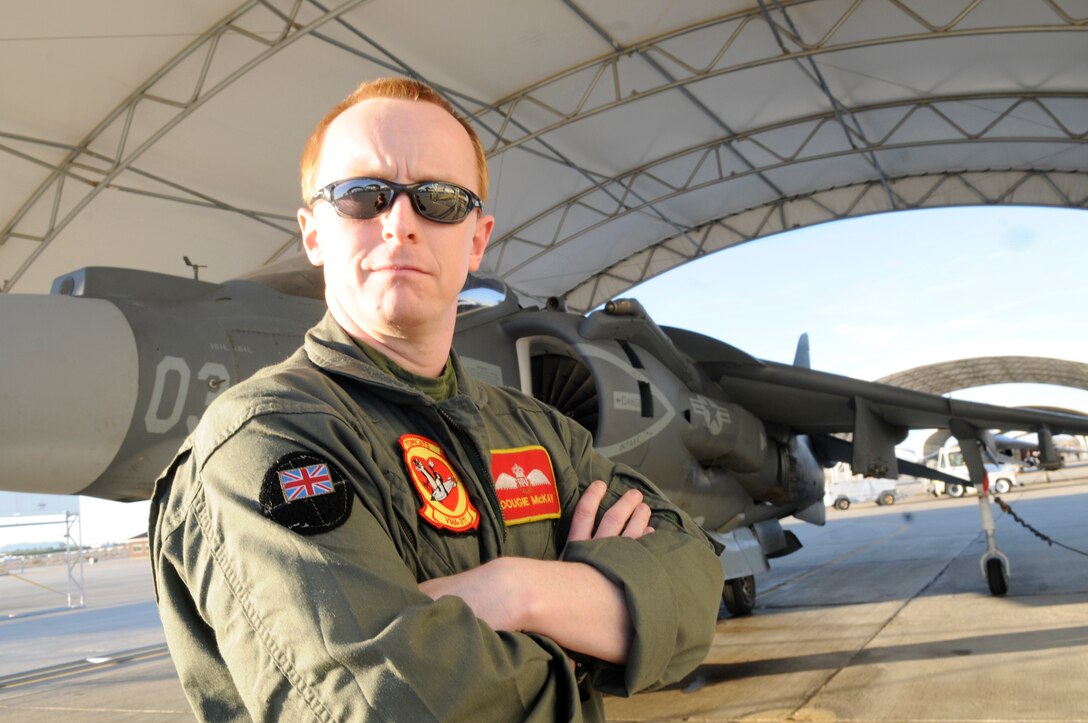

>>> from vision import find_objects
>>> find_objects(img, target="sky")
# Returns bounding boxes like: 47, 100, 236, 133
2, 205, 1085, 548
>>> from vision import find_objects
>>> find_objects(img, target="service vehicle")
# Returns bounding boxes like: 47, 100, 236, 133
929, 447, 1019, 497
823, 463, 898, 510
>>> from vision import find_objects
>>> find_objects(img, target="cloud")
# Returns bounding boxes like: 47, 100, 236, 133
999, 221, 1035, 251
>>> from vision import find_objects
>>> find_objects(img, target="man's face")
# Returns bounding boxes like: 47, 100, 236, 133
298, 98, 493, 343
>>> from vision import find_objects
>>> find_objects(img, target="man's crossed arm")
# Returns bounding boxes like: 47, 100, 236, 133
417, 480, 653, 663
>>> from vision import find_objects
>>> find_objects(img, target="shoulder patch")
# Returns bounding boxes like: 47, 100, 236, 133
260, 452, 352, 536
491, 445, 561, 525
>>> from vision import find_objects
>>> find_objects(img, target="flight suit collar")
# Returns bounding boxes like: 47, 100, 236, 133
303, 311, 489, 409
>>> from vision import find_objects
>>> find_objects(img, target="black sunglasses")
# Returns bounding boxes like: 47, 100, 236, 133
310, 177, 483, 224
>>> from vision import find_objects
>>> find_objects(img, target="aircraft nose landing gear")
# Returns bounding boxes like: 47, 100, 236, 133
952, 422, 1011, 597
978, 472, 1010, 596
984, 554, 1010, 596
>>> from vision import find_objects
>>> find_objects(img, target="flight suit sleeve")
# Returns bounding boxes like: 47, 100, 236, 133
550, 408, 724, 697
153, 410, 592, 723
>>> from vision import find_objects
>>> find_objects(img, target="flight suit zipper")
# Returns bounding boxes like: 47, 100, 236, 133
436, 406, 507, 547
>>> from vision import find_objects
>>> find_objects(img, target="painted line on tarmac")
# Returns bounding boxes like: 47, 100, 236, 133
0, 644, 170, 689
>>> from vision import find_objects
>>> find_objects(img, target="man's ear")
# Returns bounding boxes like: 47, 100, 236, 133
298, 207, 323, 266
467, 213, 494, 272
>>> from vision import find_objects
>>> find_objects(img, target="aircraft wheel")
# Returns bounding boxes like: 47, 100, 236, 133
722, 575, 756, 617
986, 557, 1008, 597
879, 492, 895, 506
834, 497, 850, 511
947, 483, 966, 498
994, 479, 1012, 494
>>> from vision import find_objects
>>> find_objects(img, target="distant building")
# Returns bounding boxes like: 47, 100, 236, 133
124, 532, 149, 558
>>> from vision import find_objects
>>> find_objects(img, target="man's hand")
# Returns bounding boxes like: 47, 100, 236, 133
567, 479, 654, 545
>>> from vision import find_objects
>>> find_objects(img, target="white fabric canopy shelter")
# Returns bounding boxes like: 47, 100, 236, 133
3, 0, 1086, 311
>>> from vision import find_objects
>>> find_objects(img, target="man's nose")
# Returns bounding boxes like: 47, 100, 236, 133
380, 192, 418, 243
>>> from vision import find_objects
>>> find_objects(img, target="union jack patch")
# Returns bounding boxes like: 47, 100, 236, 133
278, 464, 334, 501
260, 452, 352, 536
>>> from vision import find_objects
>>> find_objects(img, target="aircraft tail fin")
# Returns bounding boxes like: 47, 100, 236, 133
793, 333, 811, 368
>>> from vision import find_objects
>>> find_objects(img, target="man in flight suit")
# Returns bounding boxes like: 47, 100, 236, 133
150, 77, 724, 722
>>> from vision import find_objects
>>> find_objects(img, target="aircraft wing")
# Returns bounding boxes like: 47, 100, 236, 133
667, 326, 1088, 435
665, 325, 1088, 478
708, 357, 1088, 436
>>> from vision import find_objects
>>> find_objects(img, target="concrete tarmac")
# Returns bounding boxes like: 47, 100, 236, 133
1, 475, 1086, 722
0, 557, 190, 721
608, 474, 1088, 722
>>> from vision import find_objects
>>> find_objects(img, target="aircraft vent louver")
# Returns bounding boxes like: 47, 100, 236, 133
531, 353, 599, 440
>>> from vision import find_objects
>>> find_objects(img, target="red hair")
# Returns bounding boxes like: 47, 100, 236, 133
299, 77, 488, 204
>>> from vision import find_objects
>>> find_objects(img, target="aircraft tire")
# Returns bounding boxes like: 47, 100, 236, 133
947, 483, 966, 498
878, 492, 895, 506
834, 497, 850, 511
722, 575, 756, 617
986, 557, 1008, 597
994, 479, 1012, 494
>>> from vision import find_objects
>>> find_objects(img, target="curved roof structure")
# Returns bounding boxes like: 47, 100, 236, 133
877, 356, 1088, 396
2, 0, 1087, 310
881, 356, 1088, 458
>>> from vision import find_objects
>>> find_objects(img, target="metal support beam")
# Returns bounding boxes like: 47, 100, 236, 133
0, 0, 367, 293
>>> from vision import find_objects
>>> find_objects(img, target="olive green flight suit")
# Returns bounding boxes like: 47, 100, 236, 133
150, 312, 723, 722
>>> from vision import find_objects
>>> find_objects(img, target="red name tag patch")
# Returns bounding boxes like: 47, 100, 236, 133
491, 445, 561, 525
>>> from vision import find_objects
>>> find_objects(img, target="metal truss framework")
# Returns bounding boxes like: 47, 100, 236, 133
562, 167, 1087, 311
476, 0, 1088, 304
471, 0, 1088, 160
501, 89, 1086, 228
491, 90, 1088, 305
0, 0, 368, 293
2, 0, 1086, 298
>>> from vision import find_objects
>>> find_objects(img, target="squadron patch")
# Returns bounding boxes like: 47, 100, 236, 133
260, 451, 352, 536
399, 434, 479, 533
491, 445, 561, 525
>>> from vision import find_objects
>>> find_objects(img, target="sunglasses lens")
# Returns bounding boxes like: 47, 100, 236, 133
321, 178, 478, 223
412, 182, 473, 223
331, 180, 393, 218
